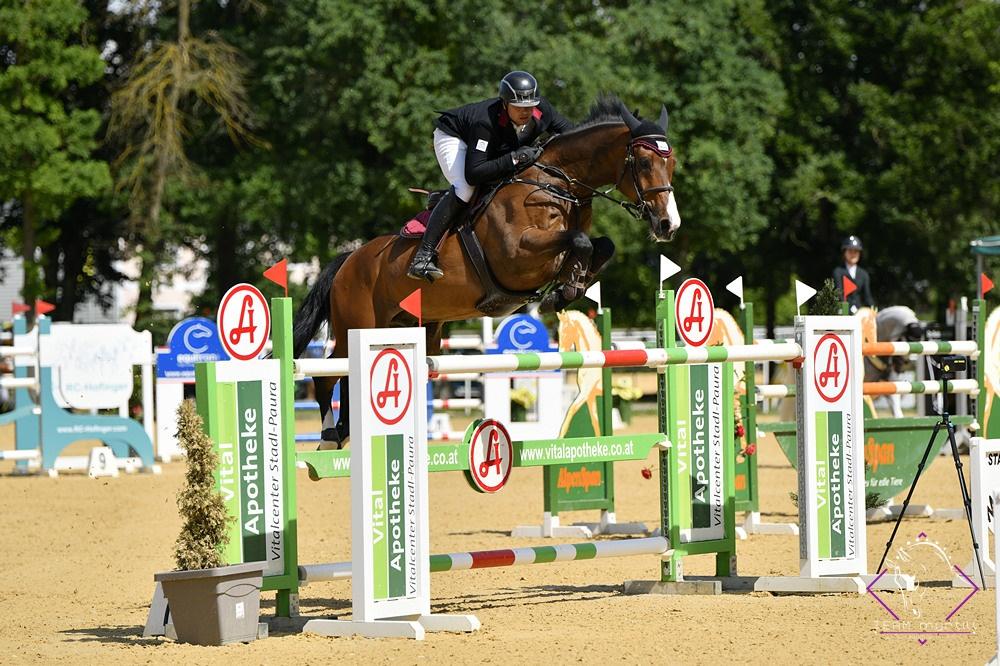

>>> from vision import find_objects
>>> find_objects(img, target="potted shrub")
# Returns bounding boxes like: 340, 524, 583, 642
611, 377, 643, 425
154, 400, 266, 646
510, 386, 536, 421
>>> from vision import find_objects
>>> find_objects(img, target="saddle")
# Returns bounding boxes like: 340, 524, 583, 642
398, 186, 547, 317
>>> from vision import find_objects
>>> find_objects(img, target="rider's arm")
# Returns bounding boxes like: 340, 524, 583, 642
464, 124, 517, 185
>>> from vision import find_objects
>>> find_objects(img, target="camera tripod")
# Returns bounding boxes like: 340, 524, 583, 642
876, 375, 987, 587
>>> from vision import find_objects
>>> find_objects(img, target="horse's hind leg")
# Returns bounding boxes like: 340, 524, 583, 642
315, 374, 342, 450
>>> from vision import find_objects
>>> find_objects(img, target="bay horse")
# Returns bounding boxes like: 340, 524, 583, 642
293, 95, 680, 447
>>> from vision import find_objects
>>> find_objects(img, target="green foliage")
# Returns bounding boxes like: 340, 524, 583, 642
0, 0, 111, 303
1, 0, 997, 329
810, 278, 842, 316
173, 399, 231, 570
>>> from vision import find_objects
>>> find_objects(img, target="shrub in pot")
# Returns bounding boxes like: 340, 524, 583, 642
154, 400, 265, 646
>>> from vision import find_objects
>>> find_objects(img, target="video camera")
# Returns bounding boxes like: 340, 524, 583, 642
932, 354, 968, 378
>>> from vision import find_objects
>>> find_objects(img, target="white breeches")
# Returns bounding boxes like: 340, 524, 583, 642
433, 128, 475, 203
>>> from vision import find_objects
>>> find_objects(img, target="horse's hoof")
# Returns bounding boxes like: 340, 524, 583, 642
539, 292, 560, 314
318, 427, 348, 450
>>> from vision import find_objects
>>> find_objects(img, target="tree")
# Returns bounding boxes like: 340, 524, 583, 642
0, 0, 111, 309
108, 0, 259, 331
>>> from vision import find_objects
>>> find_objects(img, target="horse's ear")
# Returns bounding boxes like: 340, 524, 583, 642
658, 105, 669, 134
619, 102, 642, 132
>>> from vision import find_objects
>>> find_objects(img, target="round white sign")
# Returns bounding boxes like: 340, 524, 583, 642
465, 419, 513, 493
674, 278, 715, 347
217, 283, 270, 361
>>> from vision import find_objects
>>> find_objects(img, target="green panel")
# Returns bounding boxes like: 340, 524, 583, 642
827, 412, 846, 559
814, 413, 831, 560
689, 364, 711, 529
762, 415, 974, 502
216, 381, 242, 564
237, 380, 266, 563
386, 434, 407, 599
371, 435, 388, 600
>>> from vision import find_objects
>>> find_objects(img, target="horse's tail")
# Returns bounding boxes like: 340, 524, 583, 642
292, 253, 352, 358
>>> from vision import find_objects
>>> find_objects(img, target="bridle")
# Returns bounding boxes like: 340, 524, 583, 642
513, 134, 674, 220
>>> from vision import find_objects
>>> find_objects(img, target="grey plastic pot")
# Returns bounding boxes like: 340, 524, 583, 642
154, 561, 266, 646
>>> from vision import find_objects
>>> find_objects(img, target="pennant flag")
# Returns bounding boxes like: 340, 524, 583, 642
794, 280, 816, 315
584, 282, 602, 312
400, 289, 422, 328
842, 275, 858, 300
263, 258, 288, 297
725, 276, 744, 307
982, 273, 994, 298
11, 302, 30, 316
35, 299, 55, 316
659, 255, 681, 286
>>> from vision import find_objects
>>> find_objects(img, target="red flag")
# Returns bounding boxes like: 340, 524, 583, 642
982, 273, 995, 298
263, 258, 288, 296
35, 299, 55, 316
11, 302, 30, 316
842, 275, 857, 300
400, 289, 422, 328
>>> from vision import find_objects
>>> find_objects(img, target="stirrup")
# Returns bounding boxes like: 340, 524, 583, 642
407, 253, 444, 282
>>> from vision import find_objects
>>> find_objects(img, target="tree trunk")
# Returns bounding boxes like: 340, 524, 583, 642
21, 191, 39, 323
133, 0, 188, 331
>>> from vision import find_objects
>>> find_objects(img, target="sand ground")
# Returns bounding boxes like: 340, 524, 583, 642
0, 412, 995, 665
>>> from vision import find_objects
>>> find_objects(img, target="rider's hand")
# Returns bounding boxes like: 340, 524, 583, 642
511, 145, 543, 167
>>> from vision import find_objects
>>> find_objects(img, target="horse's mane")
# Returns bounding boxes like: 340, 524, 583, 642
548, 93, 663, 146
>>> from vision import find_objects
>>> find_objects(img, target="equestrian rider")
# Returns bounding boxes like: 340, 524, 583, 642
833, 235, 875, 313
407, 70, 574, 282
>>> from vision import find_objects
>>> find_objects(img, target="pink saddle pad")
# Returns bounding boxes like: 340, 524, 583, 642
400, 209, 431, 239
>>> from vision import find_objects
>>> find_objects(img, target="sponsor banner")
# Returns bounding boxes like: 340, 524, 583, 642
212, 359, 285, 577
672, 364, 726, 543
797, 316, 865, 577
349, 328, 428, 623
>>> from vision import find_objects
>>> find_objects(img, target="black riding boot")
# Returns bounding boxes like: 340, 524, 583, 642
407, 188, 467, 283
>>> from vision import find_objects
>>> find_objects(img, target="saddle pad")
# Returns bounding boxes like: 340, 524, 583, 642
400, 209, 431, 239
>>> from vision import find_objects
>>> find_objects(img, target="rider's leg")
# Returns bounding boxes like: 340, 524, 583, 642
407, 130, 473, 282
407, 187, 467, 282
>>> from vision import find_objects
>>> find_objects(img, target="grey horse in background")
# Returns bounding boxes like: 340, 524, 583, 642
863, 306, 926, 418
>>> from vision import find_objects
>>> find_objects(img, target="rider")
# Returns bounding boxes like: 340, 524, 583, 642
407, 70, 575, 282
833, 235, 875, 313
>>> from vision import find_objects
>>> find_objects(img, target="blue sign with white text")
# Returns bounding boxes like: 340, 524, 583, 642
156, 317, 230, 380
490, 314, 554, 353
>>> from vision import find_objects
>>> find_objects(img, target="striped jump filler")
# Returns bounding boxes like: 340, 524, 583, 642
429, 537, 670, 573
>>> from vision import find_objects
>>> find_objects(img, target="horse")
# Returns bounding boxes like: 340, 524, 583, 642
292, 95, 681, 447
859, 306, 924, 418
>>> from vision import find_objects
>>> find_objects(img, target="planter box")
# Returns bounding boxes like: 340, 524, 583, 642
155, 561, 266, 646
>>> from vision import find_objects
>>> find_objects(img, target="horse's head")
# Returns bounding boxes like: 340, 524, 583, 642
619, 104, 680, 242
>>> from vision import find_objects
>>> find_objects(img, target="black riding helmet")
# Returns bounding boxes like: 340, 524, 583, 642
841, 235, 863, 251
499, 71, 540, 107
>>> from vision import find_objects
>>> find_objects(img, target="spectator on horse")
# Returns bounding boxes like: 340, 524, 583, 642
833, 235, 875, 313
407, 70, 574, 283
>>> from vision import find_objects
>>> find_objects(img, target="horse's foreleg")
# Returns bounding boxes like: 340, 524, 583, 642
583, 236, 615, 286
520, 228, 594, 312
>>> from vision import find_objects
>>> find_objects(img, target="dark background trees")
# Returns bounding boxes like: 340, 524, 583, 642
1, 0, 997, 337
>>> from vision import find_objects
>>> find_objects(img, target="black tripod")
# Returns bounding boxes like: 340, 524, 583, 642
876, 372, 987, 588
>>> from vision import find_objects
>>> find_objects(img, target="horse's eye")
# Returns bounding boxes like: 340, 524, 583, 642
639, 158, 652, 170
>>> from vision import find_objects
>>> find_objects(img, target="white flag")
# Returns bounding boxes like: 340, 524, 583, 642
726, 276, 744, 307
795, 280, 817, 314
585, 282, 602, 312
659, 255, 681, 285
